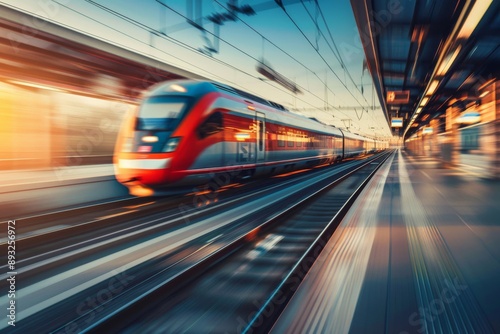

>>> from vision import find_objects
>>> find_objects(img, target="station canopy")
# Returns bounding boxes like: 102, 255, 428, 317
0, 6, 204, 101
351, 0, 500, 139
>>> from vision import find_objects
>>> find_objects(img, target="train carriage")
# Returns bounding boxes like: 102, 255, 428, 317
114, 80, 381, 196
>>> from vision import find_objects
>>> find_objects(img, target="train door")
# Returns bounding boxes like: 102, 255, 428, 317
255, 112, 266, 162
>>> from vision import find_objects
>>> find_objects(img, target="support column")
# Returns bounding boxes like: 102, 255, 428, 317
418, 134, 424, 155
429, 119, 439, 157
443, 105, 461, 167
493, 81, 500, 178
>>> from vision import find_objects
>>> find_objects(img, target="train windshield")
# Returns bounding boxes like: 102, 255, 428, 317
136, 96, 189, 131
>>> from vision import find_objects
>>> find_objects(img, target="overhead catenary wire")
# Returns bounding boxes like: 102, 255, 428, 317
281, 1, 371, 117
81, 0, 260, 84
47, 0, 244, 88
210, 0, 372, 125
53, 0, 340, 116
10, 0, 388, 135
122, 1, 388, 135
154, 2, 338, 108
154, 1, 358, 122
300, 0, 391, 135
84, 0, 383, 131
308, 1, 369, 102
50, 0, 362, 129
312, 1, 390, 132
312, 1, 383, 128
211, 0, 343, 110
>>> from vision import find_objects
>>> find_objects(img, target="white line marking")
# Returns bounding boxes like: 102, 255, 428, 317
421, 170, 432, 181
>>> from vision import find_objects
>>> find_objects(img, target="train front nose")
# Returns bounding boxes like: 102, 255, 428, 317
115, 134, 183, 188
114, 91, 190, 195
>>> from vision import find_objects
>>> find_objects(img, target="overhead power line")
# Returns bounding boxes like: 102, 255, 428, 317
278, 5, 370, 120
44, 0, 387, 135
50, 0, 346, 120
155, 0, 356, 119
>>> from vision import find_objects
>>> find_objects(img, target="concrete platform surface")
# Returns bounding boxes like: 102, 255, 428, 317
273, 149, 500, 334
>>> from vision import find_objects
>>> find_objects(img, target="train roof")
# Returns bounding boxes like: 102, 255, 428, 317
343, 131, 372, 141
144, 80, 289, 112
144, 80, 374, 141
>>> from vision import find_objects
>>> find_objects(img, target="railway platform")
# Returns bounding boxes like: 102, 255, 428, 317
272, 149, 500, 334
0, 164, 115, 193
0, 164, 128, 220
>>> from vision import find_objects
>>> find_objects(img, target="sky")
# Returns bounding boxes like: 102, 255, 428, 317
1, 0, 392, 139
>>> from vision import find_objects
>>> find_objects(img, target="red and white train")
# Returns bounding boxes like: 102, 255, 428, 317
114, 80, 387, 196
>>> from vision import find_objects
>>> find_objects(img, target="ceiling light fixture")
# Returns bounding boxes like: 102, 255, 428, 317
479, 90, 490, 98
426, 80, 439, 95
457, 0, 493, 39
436, 46, 461, 76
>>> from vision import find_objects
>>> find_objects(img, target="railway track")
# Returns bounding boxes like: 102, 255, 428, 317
0, 156, 367, 252
80, 151, 392, 333
0, 156, 369, 281
2, 152, 391, 333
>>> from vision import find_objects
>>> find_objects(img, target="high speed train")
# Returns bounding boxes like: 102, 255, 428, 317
114, 80, 387, 196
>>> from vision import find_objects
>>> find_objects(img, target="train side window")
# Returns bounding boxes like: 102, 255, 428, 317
278, 134, 285, 147
288, 136, 294, 147
197, 111, 223, 139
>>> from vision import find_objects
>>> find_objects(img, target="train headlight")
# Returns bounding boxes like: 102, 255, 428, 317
122, 138, 133, 152
162, 137, 181, 152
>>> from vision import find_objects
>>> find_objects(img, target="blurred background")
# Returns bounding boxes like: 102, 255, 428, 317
0, 82, 128, 169
0, 0, 498, 177
0, 0, 392, 174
